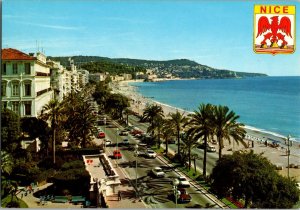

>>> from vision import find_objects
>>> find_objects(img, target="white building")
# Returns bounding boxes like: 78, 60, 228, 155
78, 69, 89, 87
47, 60, 72, 101
89, 73, 107, 83
1, 48, 53, 117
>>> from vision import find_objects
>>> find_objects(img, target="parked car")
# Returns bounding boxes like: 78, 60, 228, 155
165, 139, 176, 144
145, 149, 157, 158
131, 129, 143, 136
178, 176, 190, 188
119, 130, 129, 136
122, 139, 130, 145
98, 132, 105, 139
151, 167, 165, 177
113, 150, 122, 159
197, 143, 216, 152
105, 139, 111, 146
168, 188, 192, 203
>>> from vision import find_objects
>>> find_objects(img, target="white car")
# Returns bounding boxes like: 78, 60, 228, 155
178, 176, 190, 188
151, 167, 165, 177
145, 149, 157, 158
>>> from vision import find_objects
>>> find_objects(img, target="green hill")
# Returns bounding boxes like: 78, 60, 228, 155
48, 56, 268, 79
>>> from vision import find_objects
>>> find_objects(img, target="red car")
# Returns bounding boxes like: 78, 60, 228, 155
130, 129, 143, 136
113, 150, 122, 159
98, 132, 105, 138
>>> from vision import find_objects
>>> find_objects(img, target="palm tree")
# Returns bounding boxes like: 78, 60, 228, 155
141, 104, 164, 136
181, 132, 199, 169
69, 101, 97, 148
1, 151, 13, 175
147, 116, 165, 148
168, 110, 188, 160
213, 105, 247, 159
63, 93, 97, 148
161, 119, 175, 155
40, 99, 64, 164
187, 103, 214, 178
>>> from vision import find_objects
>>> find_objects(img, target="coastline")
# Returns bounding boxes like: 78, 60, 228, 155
113, 80, 300, 180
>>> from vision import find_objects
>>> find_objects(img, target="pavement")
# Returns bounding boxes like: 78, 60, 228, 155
105, 166, 147, 208
16, 183, 81, 208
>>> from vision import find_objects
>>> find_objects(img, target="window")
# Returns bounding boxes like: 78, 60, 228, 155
24, 102, 32, 116
13, 63, 18, 74
24, 83, 31, 96
25, 63, 31, 74
2, 63, 6, 75
12, 83, 19, 96
1, 82, 6, 96
12, 102, 19, 113
2, 102, 7, 110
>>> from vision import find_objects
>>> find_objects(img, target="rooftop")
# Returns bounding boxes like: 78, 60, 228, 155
2, 48, 36, 60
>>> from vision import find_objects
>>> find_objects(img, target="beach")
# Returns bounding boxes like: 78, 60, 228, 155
113, 80, 300, 181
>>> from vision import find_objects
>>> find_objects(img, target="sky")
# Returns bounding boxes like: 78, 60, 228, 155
2, 0, 300, 76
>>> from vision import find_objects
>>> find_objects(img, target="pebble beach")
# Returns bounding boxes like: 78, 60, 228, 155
113, 80, 300, 181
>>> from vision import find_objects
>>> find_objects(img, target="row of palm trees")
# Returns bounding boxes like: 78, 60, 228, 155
39, 86, 98, 164
141, 103, 247, 178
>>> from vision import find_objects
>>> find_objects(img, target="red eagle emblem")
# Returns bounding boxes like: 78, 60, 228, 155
256, 16, 292, 48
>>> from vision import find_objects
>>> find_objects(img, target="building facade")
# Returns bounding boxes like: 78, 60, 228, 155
1, 48, 53, 117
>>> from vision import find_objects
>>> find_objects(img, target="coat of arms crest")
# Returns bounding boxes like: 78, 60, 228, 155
254, 5, 296, 55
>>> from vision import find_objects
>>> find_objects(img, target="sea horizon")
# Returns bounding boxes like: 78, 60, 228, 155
130, 76, 300, 142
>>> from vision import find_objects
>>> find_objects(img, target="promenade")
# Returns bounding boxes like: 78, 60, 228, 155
115, 80, 300, 182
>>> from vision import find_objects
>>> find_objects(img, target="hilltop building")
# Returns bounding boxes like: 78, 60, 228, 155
1, 48, 53, 117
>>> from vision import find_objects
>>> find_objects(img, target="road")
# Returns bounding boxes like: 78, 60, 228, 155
127, 115, 219, 176
95, 116, 226, 208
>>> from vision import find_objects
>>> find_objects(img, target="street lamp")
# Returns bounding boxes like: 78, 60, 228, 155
134, 144, 139, 197
287, 135, 291, 178
116, 128, 119, 168
173, 178, 179, 208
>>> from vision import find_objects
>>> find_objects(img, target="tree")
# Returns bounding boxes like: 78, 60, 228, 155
62, 91, 98, 148
141, 104, 164, 136
187, 104, 214, 178
1, 109, 20, 153
1, 151, 13, 176
40, 99, 64, 164
20, 117, 51, 156
213, 105, 246, 159
147, 116, 165, 148
181, 132, 199, 169
106, 93, 130, 120
210, 151, 300, 208
161, 119, 175, 155
168, 110, 188, 160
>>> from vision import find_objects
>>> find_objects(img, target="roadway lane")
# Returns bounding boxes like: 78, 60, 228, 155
127, 115, 219, 176
98, 121, 222, 208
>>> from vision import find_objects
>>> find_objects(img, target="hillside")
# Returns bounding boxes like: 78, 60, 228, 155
48, 56, 268, 79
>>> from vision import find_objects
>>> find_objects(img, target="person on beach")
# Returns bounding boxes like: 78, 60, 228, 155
118, 190, 122, 201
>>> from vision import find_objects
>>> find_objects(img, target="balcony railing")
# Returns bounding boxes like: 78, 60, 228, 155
36, 88, 52, 97
36, 72, 50, 77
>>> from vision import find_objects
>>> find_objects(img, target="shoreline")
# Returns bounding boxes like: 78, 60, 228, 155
113, 80, 300, 180
122, 79, 300, 143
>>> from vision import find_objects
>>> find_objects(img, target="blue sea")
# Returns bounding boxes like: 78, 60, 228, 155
130, 77, 300, 142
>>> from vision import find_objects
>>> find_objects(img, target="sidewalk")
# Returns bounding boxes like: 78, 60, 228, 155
104, 164, 147, 208
16, 183, 81, 208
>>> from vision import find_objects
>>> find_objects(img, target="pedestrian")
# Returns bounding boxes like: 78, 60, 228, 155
118, 190, 122, 201
252, 141, 254, 148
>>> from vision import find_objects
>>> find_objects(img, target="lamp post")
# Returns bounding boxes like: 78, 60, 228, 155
134, 144, 139, 197
287, 135, 291, 178
173, 178, 179, 208
116, 128, 119, 167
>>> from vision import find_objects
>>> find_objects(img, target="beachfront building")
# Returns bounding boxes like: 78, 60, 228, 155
89, 73, 107, 83
1, 48, 53, 117
78, 69, 89, 87
47, 60, 72, 101
121, 73, 132, 80
69, 58, 81, 92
